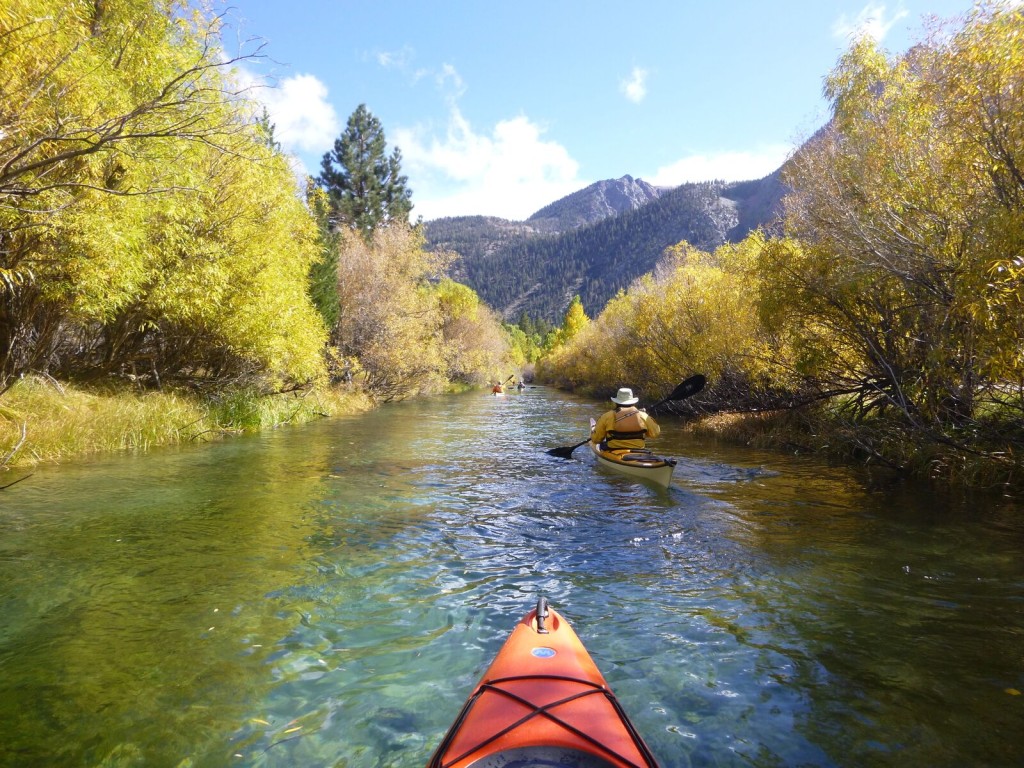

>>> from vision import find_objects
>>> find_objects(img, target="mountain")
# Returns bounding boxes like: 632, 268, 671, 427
423, 175, 664, 266
526, 175, 665, 231
423, 170, 785, 323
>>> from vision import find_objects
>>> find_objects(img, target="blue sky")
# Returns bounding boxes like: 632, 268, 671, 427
222, 1, 980, 221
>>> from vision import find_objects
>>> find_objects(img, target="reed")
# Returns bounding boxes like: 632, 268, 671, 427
0, 376, 372, 469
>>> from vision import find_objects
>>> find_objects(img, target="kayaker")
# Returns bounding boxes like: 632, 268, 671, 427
591, 387, 660, 450
491, 381, 504, 394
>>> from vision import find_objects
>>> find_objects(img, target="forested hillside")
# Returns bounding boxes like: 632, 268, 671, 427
423, 175, 664, 265
427, 173, 783, 321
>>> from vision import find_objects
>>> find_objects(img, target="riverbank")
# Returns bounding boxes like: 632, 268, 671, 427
0, 375, 373, 474
681, 407, 1024, 495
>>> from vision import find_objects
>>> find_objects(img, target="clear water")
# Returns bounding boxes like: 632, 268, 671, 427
1, 388, 1022, 767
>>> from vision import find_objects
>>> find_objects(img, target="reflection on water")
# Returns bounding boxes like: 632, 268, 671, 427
1, 389, 1022, 767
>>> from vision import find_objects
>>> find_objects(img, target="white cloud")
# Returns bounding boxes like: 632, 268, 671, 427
373, 46, 431, 84
394, 109, 584, 221
376, 46, 414, 70
256, 73, 340, 154
832, 2, 909, 43
233, 66, 340, 178
436, 63, 466, 99
648, 145, 793, 187
620, 67, 648, 104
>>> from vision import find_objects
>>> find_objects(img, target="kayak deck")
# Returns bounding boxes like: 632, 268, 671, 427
428, 599, 659, 768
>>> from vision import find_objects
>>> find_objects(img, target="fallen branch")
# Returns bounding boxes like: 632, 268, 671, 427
0, 472, 33, 490
1, 422, 28, 467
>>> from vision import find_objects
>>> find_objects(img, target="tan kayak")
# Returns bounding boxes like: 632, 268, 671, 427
589, 419, 676, 488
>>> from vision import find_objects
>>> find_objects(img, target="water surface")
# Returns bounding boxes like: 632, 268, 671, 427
1, 387, 1022, 767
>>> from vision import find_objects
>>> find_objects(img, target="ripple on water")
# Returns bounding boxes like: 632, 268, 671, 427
1, 390, 1023, 767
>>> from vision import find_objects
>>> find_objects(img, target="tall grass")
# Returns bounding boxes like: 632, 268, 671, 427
0, 376, 372, 469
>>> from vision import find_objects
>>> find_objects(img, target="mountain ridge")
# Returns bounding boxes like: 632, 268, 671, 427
423, 169, 785, 323
526, 174, 665, 231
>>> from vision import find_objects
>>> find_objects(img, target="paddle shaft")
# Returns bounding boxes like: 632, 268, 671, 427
557, 437, 592, 454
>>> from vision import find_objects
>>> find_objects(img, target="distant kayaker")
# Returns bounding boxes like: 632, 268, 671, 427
591, 387, 660, 451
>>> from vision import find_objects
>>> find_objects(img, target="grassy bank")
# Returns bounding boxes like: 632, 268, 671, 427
681, 406, 1024, 493
0, 375, 373, 471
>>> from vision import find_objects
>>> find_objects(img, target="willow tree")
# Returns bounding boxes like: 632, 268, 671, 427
538, 237, 769, 403
124, 133, 327, 386
768, 4, 1024, 427
333, 226, 449, 401
936, 5, 1024, 404
0, 0, 327, 391
434, 279, 512, 385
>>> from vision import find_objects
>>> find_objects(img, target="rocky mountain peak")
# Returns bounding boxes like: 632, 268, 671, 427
526, 175, 663, 231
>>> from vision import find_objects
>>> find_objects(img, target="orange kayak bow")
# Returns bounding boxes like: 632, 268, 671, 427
427, 598, 660, 767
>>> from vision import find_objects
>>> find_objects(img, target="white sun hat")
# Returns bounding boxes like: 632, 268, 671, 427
611, 387, 639, 405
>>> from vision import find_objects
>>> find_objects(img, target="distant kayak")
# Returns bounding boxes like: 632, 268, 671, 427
427, 597, 660, 767
589, 419, 676, 488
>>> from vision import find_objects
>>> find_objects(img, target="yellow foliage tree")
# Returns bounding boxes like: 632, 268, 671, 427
333, 226, 449, 401
435, 279, 512, 386
0, 0, 327, 390
539, 236, 772, 402
773, 3, 1024, 424
554, 295, 590, 348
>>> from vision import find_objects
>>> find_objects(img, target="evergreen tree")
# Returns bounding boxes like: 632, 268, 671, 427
305, 180, 340, 332
318, 104, 413, 234
256, 107, 282, 152
517, 312, 536, 338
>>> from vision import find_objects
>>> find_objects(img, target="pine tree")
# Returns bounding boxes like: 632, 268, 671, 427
305, 180, 340, 332
318, 104, 413, 234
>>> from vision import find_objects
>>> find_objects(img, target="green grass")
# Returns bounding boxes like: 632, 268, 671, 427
0, 376, 372, 469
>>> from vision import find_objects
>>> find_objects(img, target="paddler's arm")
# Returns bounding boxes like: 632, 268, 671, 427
641, 411, 660, 438
591, 411, 612, 443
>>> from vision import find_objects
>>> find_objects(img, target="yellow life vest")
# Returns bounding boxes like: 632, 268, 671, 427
608, 407, 646, 441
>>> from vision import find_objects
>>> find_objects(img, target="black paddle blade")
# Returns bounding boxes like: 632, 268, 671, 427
647, 374, 707, 413
546, 446, 576, 458
668, 374, 706, 401
546, 438, 590, 458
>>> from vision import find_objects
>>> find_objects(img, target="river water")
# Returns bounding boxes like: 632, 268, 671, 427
1, 387, 1022, 767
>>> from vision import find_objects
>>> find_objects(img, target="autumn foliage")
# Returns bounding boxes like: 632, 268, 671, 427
0, 0, 327, 391
540, 4, 1024, 484
0, 1, 512, 407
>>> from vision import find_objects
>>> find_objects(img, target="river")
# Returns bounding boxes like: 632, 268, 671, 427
1, 386, 1022, 767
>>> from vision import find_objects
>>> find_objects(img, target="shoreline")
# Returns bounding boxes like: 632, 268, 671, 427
0, 376, 374, 474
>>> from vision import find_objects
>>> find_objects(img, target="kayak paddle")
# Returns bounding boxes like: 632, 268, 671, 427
546, 374, 706, 458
